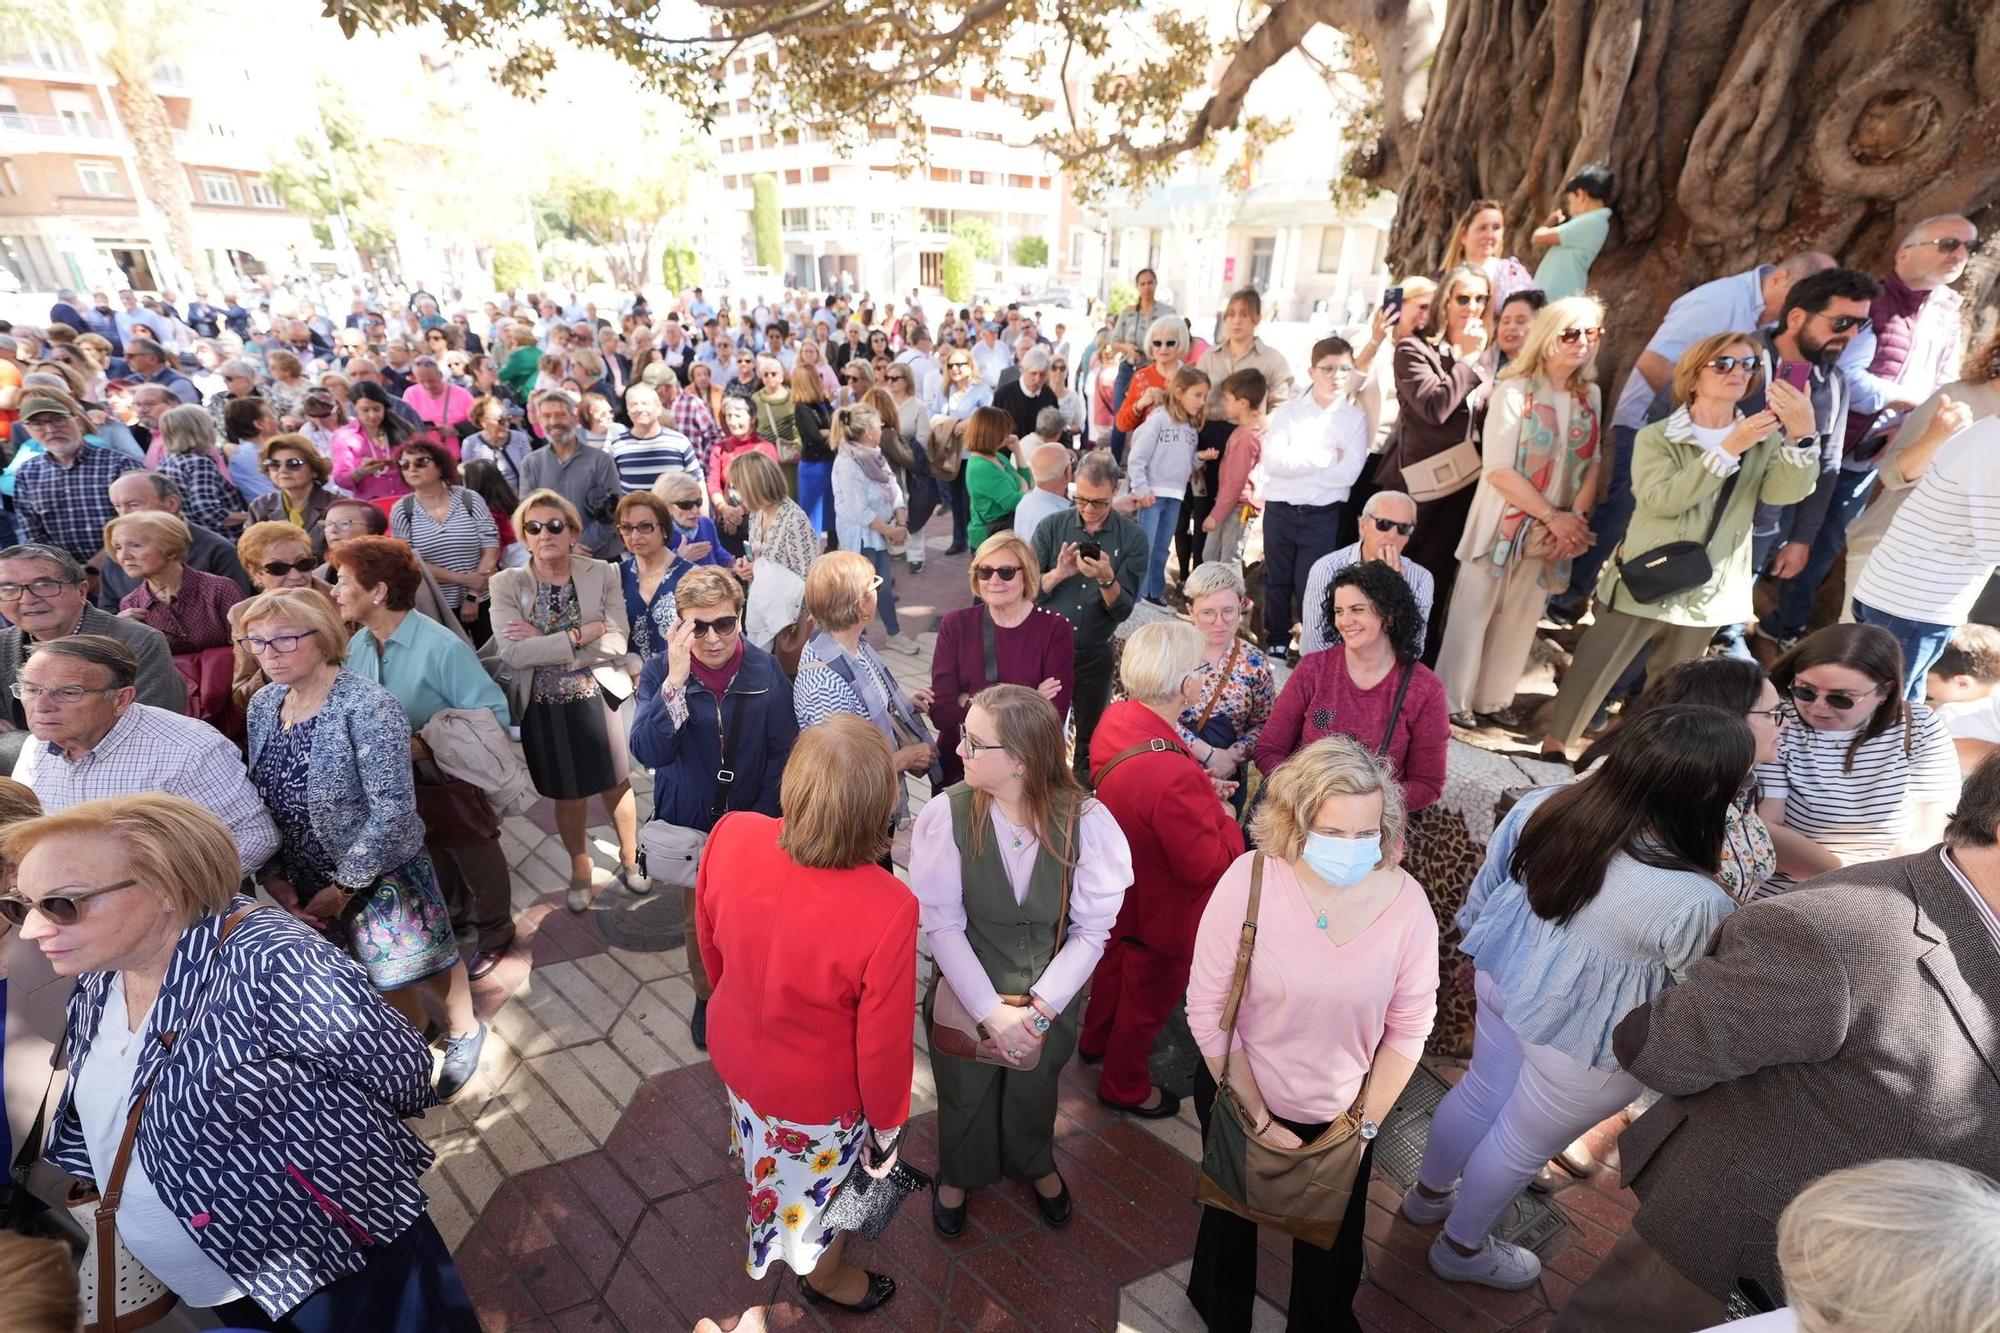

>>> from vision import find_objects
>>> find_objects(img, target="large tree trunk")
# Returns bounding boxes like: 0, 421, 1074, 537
103, 61, 211, 289
1379, 0, 2000, 386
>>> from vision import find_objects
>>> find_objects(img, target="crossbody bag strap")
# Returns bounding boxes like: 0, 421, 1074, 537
1090, 736, 1184, 786
1191, 639, 1240, 734
980, 607, 999, 690
1216, 852, 1265, 1092
1700, 466, 1742, 549
1379, 663, 1415, 760
709, 690, 749, 820
10, 1033, 66, 1179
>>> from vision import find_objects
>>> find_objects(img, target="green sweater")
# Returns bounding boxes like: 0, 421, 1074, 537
965, 453, 1026, 548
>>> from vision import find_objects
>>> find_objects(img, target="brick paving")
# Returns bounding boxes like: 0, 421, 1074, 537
428, 540, 1638, 1331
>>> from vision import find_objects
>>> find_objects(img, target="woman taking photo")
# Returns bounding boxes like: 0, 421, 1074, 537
830, 403, 916, 652
1440, 199, 1536, 310
389, 439, 500, 639
1542, 333, 1816, 755
1081, 621, 1244, 1117
909, 684, 1131, 1236
728, 449, 818, 589
1406, 707, 1749, 1292
460, 393, 533, 490
708, 396, 777, 560
109, 510, 243, 656
8, 792, 482, 1329
156, 404, 249, 534
247, 433, 338, 553
1757, 624, 1960, 891
930, 531, 1075, 788
332, 381, 417, 503
695, 714, 913, 1313
962, 404, 1027, 550
1257, 561, 1450, 812
1437, 297, 1605, 725
239, 588, 485, 1102
490, 489, 644, 911
1185, 735, 1437, 1329
1177, 562, 1275, 803
792, 363, 837, 544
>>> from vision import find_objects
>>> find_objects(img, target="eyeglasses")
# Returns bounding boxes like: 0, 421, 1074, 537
1817, 314, 1871, 334
974, 564, 1021, 583
616, 521, 659, 536
1452, 294, 1489, 307
687, 614, 739, 638
24, 414, 74, 429
322, 518, 364, 535
962, 733, 1008, 758
1704, 355, 1756, 374
397, 457, 435, 471
1913, 236, 1978, 255
0, 578, 79, 602
257, 557, 318, 577
0, 879, 138, 927
234, 631, 316, 656
1789, 681, 1881, 711
1745, 705, 1789, 721
523, 518, 570, 535
1074, 496, 1112, 512
9, 682, 118, 704
668, 499, 702, 512
1368, 516, 1416, 536
1556, 327, 1604, 345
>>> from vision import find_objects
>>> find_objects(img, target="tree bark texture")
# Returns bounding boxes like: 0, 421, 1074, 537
1380, 0, 2000, 384
104, 62, 211, 289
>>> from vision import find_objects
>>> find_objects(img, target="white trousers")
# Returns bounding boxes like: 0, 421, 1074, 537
1435, 556, 1552, 715
1414, 971, 1643, 1248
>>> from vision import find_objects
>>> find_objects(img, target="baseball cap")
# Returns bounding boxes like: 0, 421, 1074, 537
18, 388, 85, 421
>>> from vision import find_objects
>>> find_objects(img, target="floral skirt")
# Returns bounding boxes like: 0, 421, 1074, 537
342, 853, 460, 991
727, 1088, 869, 1279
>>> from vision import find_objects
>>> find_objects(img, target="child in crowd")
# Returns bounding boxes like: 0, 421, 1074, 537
1530, 162, 1615, 300
1202, 367, 1267, 568
1926, 623, 2000, 771
1128, 363, 1210, 604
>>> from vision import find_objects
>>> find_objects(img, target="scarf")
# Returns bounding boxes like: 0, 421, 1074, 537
843, 442, 898, 507
690, 638, 743, 698
1487, 375, 1599, 588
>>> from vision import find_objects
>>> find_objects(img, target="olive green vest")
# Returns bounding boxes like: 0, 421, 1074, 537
945, 783, 1074, 996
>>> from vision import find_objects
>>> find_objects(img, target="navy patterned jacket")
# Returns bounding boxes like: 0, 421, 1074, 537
246, 669, 427, 890
44, 899, 437, 1315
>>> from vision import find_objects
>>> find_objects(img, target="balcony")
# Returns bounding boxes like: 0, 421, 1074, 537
0, 111, 119, 149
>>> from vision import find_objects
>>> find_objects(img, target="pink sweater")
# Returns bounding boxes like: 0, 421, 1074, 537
1210, 423, 1263, 512
1187, 852, 1438, 1121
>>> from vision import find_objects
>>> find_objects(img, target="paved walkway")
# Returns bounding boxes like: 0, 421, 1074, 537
430, 544, 1638, 1331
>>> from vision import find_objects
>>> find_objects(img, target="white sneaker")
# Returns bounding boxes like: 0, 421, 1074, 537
1399, 1182, 1456, 1225
1427, 1233, 1543, 1290
885, 633, 923, 656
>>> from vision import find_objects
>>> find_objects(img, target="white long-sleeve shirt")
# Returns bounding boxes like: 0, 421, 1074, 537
1257, 391, 1371, 507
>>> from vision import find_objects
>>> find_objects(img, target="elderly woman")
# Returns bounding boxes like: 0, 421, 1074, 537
830, 403, 916, 652
460, 393, 533, 489
695, 715, 913, 1312
1186, 735, 1437, 1328
4, 793, 481, 1328
247, 433, 338, 552
650, 470, 731, 569
230, 520, 336, 713
930, 531, 1073, 788
203, 355, 262, 429
1179, 561, 1276, 803
911, 683, 1131, 1235
961, 405, 1027, 550
1542, 332, 1816, 754
109, 510, 242, 655
155, 404, 249, 535
1257, 561, 1451, 811
261, 347, 312, 425
1112, 314, 1190, 439
240, 588, 484, 1100
708, 397, 776, 559
1079, 621, 1245, 1117
332, 382, 417, 502
490, 488, 642, 910
729, 449, 817, 588
335, 538, 519, 982
389, 438, 500, 637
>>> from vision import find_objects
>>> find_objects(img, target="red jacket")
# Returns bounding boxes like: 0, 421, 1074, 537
696, 813, 919, 1128
1088, 701, 1246, 958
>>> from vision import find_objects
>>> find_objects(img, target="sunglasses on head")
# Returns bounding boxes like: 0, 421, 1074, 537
0, 879, 138, 927
975, 564, 1021, 583
687, 614, 739, 638
1556, 326, 1604, 345
259, 556, 317, 576
1367, 516, 1416, 536
1790, 681, 1881, 711
1705, 355, 1756, 374
522, 518, 569, 536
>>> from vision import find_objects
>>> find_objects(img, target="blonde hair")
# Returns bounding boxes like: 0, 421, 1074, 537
675, 565, 744, 614
1779, 1159, 2000, 1333
1425, 265, 1491, 342
831, 402, 880, 449
776, 713, 896, 868
967, 531, 1041, 600
1673, 331, 1764, 406
237, 519, 314, 572
0, 777, 41, 830
0, 1232, 80, 1332
5, 793, 240, 929
804, 550, 878, 631
568, 347, 605, 380
513, 486, 583, 537
790, 362, 829, 404
1250, 734, 1406, 866
963, 684, 1084, 865
104, 509, 192, 563
236, 586, 349, 665
1501, 296, 1606, 386
1119, 619, 1205, 705
729, 449, 788, 509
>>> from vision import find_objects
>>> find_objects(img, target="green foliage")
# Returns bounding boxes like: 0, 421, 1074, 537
262, 83, 394, 255
1012, 235, 1049, 268
951, 218, 999, 262
1107, 282, 1137, 317
941, 240, 975, 303
490, 239, 535, 291
661, 245, 701, 291
750, 175, 783, 270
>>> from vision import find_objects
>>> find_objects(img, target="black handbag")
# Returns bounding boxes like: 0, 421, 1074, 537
1613, 469, 1739, 605
3, 1048, 87, 1263
819, 1151, 932, 1241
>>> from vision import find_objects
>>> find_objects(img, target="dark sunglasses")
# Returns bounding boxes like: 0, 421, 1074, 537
974, 564, 1022, 582
397, 457, 435, 470
1704, 355, 1756, 374
1150, 339, 1179, 349
669, 499, 702, 512
688, 614, 739, 638
522, 518, 570, 536
1819, 314, 1871, 334
259, 556, 318, 577
1789, 681, 1881, 711
1556, 327, 1604, 345
0, 879, 137, 927
1368, 516, 1416, 536
263, 457, 312, 471
1451, 293, 1489, 307
1916, 236, 1977, 255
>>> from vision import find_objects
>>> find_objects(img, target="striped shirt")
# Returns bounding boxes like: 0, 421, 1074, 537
608, 424, 704, 495
389, 488, 498, 610
1853, 415, 2000, 625
1756, 701, 1959, 873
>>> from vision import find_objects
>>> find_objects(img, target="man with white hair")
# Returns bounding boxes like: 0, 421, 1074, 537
994, 345, 1061, 438
971, 321, 1013, 388
1014, 442, 1072, 541
1298, 490, 1434, 655
996, 331, 1038, 390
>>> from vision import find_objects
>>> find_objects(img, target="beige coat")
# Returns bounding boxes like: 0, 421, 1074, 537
488, 555, 633, 702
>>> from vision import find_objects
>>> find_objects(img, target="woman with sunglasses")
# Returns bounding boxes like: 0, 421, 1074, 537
490, 489, 644, 911
246, 433, 337, 552
1437, 297, 1605, 726
230, 520, 337, 716
1112, 315, 1190, 440
388, 439, 500, 642
1542, 333, 1815, 756
1379, 264, 1494, 663
1756, 624, 1959, 893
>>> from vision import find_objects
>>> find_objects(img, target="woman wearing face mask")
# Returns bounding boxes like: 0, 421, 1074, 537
1184, 734, 1437, 1330
1405, 707, 1751, 1293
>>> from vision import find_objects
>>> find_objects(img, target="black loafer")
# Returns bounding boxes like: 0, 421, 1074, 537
1033, 1175, 1072, 1228
1099, 1088, 1183, 1120
689, 998, 708, 1051
932, 1182, 966, 1239
798, 1271, 896, 1313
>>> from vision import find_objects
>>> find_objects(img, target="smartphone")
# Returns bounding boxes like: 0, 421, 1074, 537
1777, 360, 1812, 391
1381, 286, 1403, 319
1077, 538, 1102, 562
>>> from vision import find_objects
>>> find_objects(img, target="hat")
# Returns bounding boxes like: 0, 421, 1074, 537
18, 388, 85, 421
640, 363, 674, 387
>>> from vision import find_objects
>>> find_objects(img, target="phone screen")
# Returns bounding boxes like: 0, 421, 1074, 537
1382, 285, 1403, 317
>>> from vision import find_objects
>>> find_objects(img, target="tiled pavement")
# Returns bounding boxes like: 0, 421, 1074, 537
426, 541, 1639, 1331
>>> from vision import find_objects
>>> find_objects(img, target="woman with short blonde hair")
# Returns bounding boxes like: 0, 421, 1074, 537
727, 449, 818, 589
108, 509, 244, 660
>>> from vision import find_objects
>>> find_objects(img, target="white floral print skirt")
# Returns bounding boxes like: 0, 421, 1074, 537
726, 1088, 870, 1278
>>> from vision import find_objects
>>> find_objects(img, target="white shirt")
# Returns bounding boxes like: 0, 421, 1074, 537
1936, 695, 2000, 743
971, 339, 1013, 389
1257, 392, 1371, 507
1013, 487, 1070, 542
1854, 416, 2000, 625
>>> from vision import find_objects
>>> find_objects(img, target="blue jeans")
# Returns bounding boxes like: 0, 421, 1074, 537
1853, 599, 1952, 700
1762, 467, 1877, 641
1559, 422, 1639, 610
1105, 361, 1137, 463
864, 545, 902, 635
1136, 495, 1183, 600
798, 460, 834, 540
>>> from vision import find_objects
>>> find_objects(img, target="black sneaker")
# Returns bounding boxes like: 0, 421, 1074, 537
1266, 644, 1290, 665
689, 997, 708, 1051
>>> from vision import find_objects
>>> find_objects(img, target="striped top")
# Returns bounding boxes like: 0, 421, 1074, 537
390, 487, 498, 610
1756, 700, 1959, 872
1853, 415, 2000, 624
608, 424, 705, 495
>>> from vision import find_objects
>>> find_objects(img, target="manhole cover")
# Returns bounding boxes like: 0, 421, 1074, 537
586, 880, 687, 952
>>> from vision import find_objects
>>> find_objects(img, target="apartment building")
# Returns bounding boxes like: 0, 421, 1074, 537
0, 35, 317, 296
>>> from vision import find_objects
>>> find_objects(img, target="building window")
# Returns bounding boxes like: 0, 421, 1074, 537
968, 171, 986, 185
810, 166, 829, 182
76, 160, 122, 197
722, 174, 738, 188
782, 208, 809, 230
932, 126, 961, 138
197, 171, 242, 205
969, 88, 986, 102
248, 179, 280, 207
972, 131, 1001, 142
0, 159, 19, 197
783, 169, 801, 185
920, 252, 944, 287
718, 139, 732, 154
930, 167, 962, 184
921, 208, 951, 232
1106, 230, 1121, 269
732, 57, 748, 74
758, 134, 775, 149
1007, 173, 1032, 189
1038, 176, 1051, 190
736, 136, 753, 151
1068, 228, 1087, 270
1317, 227, 1345, 273
735, 97, 750, 112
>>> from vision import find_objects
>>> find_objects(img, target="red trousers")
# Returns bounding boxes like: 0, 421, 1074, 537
1078, 935, 1193, 1105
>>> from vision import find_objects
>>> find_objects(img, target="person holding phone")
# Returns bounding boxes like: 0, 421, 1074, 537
1529, 165, 1616, 301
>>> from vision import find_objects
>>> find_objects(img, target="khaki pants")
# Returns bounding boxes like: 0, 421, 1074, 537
1437, 556, 1553, 716
1548, 606, 1718, 747
682, 883, 712, 1001
1552, 1227, 1728, 1333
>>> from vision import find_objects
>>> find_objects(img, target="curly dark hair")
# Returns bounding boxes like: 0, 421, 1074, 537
1324, 561, 1424, 664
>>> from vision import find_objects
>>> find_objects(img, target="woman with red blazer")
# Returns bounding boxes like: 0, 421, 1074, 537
695, 714, 918, 1316
1079, 621, 1246, 1117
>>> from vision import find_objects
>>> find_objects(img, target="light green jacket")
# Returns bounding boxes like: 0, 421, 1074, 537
1597, 408, 1817, 627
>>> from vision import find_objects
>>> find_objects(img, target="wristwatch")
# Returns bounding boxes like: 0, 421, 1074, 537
1026, 998, 1055, 1035
1359, 1118, 1379, 1142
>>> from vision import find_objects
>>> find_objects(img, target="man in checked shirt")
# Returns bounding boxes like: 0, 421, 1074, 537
11, 388, 139, 565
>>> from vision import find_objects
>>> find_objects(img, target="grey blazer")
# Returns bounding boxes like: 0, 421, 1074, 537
0, 605, 187, 721
1613, 849, 2000, 1303
488, 555, 633, 702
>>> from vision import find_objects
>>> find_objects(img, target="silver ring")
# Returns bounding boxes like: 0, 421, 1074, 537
1007, 1049, 1021, 1060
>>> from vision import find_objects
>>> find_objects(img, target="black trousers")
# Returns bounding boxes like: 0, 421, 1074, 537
1261, 501, 1344, 652
1071, 640, 1115, 784
1177, 491, 1216, 585
1185, 1064, 1372, 1333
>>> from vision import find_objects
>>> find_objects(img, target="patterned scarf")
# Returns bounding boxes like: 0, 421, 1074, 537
1487, 375, 1599, 587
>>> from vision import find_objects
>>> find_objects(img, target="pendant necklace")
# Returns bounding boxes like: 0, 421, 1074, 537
1316, 909, 1329, 929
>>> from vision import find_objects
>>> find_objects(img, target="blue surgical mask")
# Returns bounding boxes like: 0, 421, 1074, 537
1301, 832, 1380, 888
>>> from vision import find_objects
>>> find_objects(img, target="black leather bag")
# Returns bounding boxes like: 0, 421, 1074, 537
1613, 470, 1739, 605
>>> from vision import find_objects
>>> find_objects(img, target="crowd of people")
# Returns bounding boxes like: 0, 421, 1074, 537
4, 185, 2000, 1333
